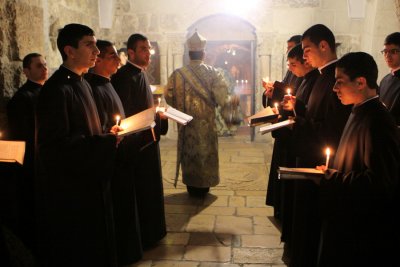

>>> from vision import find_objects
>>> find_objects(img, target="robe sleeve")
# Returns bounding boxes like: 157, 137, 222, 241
211, 69, 229, 108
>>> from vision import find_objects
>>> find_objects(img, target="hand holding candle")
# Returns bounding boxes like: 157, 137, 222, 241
325, 147, 330, 170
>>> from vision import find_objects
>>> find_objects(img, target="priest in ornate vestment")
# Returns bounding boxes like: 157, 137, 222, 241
165, 31, 229, 197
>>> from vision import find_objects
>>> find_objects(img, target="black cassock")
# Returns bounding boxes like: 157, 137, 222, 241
265, 69, 317, 217
318, 97, 400, 267
86, 73, 143, 264
36, 66, 118, 267
379, 70, 400, 126
112, 62, 168, 249
265, 70, 303, 218
278, 68, 320, 248
288, 62, 352, 267
6, 80, 41, 250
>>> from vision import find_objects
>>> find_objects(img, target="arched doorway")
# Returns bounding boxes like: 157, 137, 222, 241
187, 14, 257, 139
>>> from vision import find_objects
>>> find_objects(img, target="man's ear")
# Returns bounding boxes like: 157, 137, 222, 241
64, 45, 75, 59
319, 40, 328, 51
127, 48, 135, 61
356, 77, 367, 89
22, 67, 29, 77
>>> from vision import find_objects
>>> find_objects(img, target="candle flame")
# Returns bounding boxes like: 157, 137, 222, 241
274, 102, 278, 109
115, 115, 120, 121
287, 88, 291, 96
325, 147, 331, 156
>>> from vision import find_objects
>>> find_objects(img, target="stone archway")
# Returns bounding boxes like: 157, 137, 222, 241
187, 14, 257, 138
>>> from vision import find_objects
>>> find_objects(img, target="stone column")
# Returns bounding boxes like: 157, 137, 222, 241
164, 33, 186, 140
158, 42, 168, 86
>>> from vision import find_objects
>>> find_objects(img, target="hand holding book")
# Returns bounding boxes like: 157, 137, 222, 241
156, 106, 193, 125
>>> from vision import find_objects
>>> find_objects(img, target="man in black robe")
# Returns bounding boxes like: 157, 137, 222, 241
264, 35, 303, 220
36, 24, 118, 267
277, 44, 319, 261
379, 32, 400, 126
317, 52, 399, 267
6, 52, 48, 252
111, 33, 168, 249
285, 24, 352, 266
86, 39, 143, 265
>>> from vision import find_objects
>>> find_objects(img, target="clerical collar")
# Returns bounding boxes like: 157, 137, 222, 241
127, 60, 146, 72
27, 79, 43, 87
354, 95, 379, 109
318, 59, 338, 74
92, 72, 111, 81
61, 65, 84, 81
391, 66, 400, 76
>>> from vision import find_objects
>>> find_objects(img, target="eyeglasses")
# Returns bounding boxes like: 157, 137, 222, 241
380, 49, 400, 56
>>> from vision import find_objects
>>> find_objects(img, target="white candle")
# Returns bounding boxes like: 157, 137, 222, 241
274, 102, 279, 114
325, 148, 331, 169
287, 88, 292, 96
158, 97, 161, 106
115, 115, 121, 126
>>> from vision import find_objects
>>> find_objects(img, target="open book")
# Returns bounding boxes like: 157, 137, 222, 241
278, 167, 324, 180
247, 106, 278, 126
259, 119, 295, 134
117, 108, 156, 137
0, 140, 26, 165
157, 106, 193, 125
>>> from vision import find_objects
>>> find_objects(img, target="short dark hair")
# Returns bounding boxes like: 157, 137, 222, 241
57, 23, 95, 61
188, 51, 204, 60
384, 32, 400, 47
336, 52, 378, 90
287, 35, 302, 45
23, 53, 42, 69
127, 33, 148, 51
302, 24, 336, 52
96, 39, 114, 58
287, 44, 304, 63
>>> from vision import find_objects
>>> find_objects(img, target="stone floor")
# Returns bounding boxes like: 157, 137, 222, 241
132, 134, 287, 267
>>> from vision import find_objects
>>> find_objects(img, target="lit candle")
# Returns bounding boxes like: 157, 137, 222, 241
115, 115, 121, 126
286, 88, 292, 96
325, 147, 331, 169
245, 80, 248, 83
158, 97, 161, 106
274, 102, 279, 114
241, 80, 244, 84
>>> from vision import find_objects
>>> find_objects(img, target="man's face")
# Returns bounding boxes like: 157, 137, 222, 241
287, 57, 307, 78
70, 35, 100, 71
129, 40, 152, 68
382, 44, 400, 70
302, 37, 323, 68
24, 56, 48, 85
97, 45, 121, 77
333, 67, 359, 105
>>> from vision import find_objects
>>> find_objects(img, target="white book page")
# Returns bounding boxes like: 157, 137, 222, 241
0, 140, 26, 165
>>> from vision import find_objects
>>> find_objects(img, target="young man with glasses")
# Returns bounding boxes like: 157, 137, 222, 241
379, 32, 400, 126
